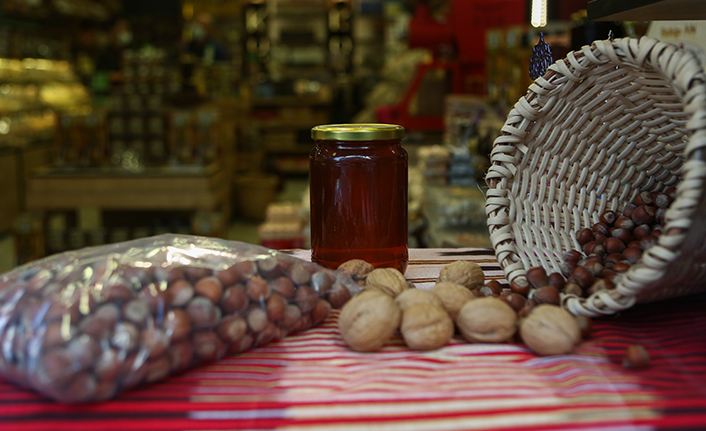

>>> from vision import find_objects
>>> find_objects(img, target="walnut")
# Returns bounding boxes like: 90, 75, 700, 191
365, 268, 408, 297
437, 261, 485, 290
430, 282, 477, 319
338, 290, 401, 352
456, 297, 517, 343
395, 288, 444, 312
338, 260, 374, 286
519, 304, 580, 356
400, 304, 454, 351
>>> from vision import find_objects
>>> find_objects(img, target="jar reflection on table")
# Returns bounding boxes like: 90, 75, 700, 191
310, 124, 408, 273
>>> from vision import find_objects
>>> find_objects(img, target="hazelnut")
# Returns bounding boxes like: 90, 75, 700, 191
504, 292, 526, 312
192, 330, 221, 362
623, 247, 642, 264
640, 235, 658, 251
195, 276, 223, 304
611, 228, 632, 244
246, 276, 270, 302
266, 293, 287, 322
548, 273, 566, 291
338, 290, 401, 352
184, 267, 213, 283
54, 372, 97, 404
255, 322, 278, 347
67, 334, 101, 370
510, 279, 530, 297
164, 309, 191, 341
395, 288, 444, 312
437, 261, 485, 290
563, 283, 582, 297
270, 277, 295, 299
623, 344, 650, 369
233, 260, 257, 281
257, 256, 283, 279
123, 300, 151, 327
295, 285, 318, 313
572, 266, 595, 289
430, 282, 477, 319
633, 191, 653, 206
247, 307, 269, 333
591, 222, 609, 236
533, 286, 561, 305
140, 283, 172, 314
167, 341, 193, 373
631, 205, 655, 225
221, 285, 249, 313
104, 283, 134, 302
111, 322, 140, 352
311, 271, 334, 295
401, 304, 454, 351
327, 282, 352, 309
215, 266, 240, 287
587, 278, 615, 295
612, 262, 631, 273
338, 260, 374, 285
576, 228, 594, 245
456, 297, 517, 343
169, 279, 195, 307
187, 297, 218, 329
664, 186, 677, 201
311, 299, 332, 325
653, 193, 670, 208
218, 315, 247, 343
145, 357, 170, 383
604, 237, 626, 255
614, 216, 635, 231
282, 304, 303, 331
599, 210, 616, 225
94, 348, 121, 381
583, 241, 605, 257
289, 263, 312, 286
141, 327, 169, 359
366, 268, 408, 297
581, 260, 604, 277
520, 304, 580, 356
622, 202, 637, 218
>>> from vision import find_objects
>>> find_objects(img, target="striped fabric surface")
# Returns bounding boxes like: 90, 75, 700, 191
2, 249, 706, 431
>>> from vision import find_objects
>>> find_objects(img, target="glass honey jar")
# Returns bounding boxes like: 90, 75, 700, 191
310, 124, 408, 273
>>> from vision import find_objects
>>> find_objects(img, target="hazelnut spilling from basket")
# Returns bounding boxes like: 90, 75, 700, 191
335, 187, 672, 365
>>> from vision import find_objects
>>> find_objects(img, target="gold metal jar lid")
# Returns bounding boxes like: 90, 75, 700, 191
311, 123, 405, 141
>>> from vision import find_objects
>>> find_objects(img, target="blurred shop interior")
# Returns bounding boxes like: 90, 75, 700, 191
0, 0, 669, 271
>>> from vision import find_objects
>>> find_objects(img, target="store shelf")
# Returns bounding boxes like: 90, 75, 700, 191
587, 0, 706, 21
26, 163, 230, 212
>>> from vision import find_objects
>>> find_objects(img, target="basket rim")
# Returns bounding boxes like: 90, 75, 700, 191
485, 36, 706, 317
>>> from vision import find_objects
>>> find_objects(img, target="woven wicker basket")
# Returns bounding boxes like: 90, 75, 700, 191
485, 36, 706, 317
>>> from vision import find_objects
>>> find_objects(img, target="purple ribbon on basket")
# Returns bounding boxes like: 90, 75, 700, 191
529, 33, 553, 80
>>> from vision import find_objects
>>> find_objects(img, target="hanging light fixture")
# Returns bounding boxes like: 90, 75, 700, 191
531, 0, 547, 28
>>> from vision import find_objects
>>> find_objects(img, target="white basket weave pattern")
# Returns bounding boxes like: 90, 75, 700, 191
485, 37, 706, 317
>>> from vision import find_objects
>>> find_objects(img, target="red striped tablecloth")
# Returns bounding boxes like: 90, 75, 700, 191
2, 249, 706, 431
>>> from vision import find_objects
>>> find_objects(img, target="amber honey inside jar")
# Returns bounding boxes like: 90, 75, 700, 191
310, 124, 408, 273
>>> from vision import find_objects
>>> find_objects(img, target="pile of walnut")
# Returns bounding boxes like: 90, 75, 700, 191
336, 260, 584, 356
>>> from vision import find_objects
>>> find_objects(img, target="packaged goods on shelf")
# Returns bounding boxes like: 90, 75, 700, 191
417, 145, 450, 184
258, 202, 307, 250
423, 184, 486, 229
